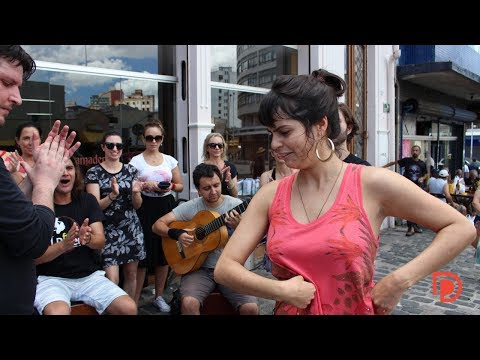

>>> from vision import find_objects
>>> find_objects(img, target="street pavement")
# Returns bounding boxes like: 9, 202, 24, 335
138, 225, 480, 315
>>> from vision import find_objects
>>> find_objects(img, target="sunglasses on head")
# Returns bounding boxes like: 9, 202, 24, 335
104, 142, 123, 150
145, 135, 163, 142
208, 143, 224, 149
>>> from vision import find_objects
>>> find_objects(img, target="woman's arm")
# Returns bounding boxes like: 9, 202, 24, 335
362, 167, 476, 313
214, 181, 315, 308
132, 180, 143, 210
85, 182, 114, 210
170, 166, 184, 193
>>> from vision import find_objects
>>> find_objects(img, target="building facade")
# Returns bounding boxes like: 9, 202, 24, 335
2, 45, 407, 227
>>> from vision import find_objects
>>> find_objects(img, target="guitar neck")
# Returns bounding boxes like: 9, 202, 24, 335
203, 201, 249, 236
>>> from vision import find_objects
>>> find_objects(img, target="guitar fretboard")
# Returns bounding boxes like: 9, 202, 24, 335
200, 200, 249, 237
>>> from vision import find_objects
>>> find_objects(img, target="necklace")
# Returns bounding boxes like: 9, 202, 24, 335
297, 161, 344, 223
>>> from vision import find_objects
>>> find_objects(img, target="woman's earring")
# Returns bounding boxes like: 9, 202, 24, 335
315, 138, 335, 162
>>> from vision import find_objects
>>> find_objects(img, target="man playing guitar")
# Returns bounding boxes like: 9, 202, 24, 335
152, 163, 258, 315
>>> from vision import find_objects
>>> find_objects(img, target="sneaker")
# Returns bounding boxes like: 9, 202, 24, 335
153, 296, 171, 312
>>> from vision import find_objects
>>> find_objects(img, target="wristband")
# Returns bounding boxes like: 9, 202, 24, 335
168, 228, 187, 240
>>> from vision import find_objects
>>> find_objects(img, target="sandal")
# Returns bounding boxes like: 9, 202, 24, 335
406, 230, 415, 237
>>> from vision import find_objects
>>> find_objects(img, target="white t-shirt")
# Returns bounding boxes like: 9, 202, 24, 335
129, 153, 178, 198
427, 177, 447, 202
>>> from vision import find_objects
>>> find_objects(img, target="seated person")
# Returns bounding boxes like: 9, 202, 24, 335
152, 163, 258, 315
34, 157, 137, 315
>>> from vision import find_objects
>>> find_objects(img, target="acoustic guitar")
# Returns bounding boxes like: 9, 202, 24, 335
162, 199, 250, 275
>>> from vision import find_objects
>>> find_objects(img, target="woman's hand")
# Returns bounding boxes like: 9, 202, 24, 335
282, 275, 316, 309
132, 179, 143, 194
370, 273, 406, 315
222, 165, 232, 183
111, 177, 120, 197
5, 151, 21, 174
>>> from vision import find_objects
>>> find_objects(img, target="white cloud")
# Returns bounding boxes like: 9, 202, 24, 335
210, 45, 237, 71
22, 45, 157, 65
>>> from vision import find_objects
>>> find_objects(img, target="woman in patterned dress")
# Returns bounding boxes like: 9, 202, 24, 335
85, 131, 145, 300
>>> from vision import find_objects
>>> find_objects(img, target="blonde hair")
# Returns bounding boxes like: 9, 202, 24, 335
143, 119, 165, 137
202, 133, 227, 161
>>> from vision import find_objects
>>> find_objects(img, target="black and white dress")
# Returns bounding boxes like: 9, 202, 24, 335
85, 164, 146, 267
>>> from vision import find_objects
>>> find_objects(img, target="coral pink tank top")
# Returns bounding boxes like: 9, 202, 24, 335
267, 163, 378, 315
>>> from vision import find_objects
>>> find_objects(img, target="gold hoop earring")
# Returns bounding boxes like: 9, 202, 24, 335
315, 138, 335, 162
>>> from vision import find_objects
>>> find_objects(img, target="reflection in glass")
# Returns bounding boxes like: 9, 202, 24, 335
211, 45, 298, 87
23, 45, 160, 74
1, 69, 161, 174
210, 45, 299, 180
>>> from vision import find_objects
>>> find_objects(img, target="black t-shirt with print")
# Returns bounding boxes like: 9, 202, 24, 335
398, 157, 427, 186
36, 192, 105, 279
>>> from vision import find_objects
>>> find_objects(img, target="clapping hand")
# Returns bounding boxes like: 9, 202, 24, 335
62, 222, 79, 253
21, 120, 81, 189
111, 176, 120, 197
221, 165, 232, 183
5, 151, 21, 174
132, 179, 143, 193
78, 218, 92, 246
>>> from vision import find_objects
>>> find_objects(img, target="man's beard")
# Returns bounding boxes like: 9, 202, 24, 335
333, 130, 348, 146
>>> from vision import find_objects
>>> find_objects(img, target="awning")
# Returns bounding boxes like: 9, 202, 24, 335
397, 62, 480, 112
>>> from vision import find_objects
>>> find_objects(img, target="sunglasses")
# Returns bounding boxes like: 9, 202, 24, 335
208, 143, 224, 149
145, 135, 163, 142
104, 142, 123, 150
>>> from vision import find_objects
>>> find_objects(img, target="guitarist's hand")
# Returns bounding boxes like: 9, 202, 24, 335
224, 209, 241, 229
178, 228, 195, 247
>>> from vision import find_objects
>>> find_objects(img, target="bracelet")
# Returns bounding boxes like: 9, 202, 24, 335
108, 193, 116, 201
168, 228, 187, 240
227, 182, 235, 190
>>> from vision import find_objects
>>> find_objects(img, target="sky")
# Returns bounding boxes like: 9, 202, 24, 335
23, 46, 167, 109
22, 45, 237, 110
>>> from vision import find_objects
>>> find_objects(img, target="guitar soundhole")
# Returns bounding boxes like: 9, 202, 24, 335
196, 228, 206, 241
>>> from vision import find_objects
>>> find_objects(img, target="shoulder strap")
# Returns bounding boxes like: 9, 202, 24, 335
271, 167, 276, 180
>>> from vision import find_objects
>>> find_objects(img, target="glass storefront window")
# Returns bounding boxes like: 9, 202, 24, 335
2, 69, 162, 174
210, 88, 275, 180
23, 45, 161, 74
211, 45, 298, 88
210, 45, 299, 181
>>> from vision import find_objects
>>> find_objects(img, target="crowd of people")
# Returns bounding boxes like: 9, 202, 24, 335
0, 45, 477, 315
